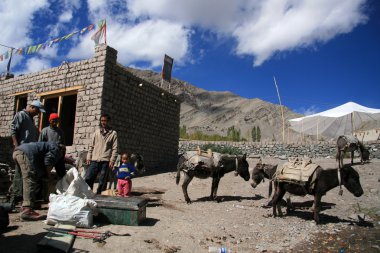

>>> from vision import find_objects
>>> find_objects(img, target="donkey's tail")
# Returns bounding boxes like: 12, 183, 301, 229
176, 165, 181, 185
268, 181, 273, 198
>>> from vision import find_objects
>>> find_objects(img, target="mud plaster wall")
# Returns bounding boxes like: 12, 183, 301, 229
0, 45, 180, 170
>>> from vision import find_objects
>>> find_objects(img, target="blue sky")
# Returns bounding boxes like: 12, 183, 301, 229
1, 0, 379, 115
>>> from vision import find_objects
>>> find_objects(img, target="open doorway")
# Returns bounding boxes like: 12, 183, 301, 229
40, 92, 77, 146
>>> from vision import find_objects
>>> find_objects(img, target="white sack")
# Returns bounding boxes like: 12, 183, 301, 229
56, 167, 94, 199
47, 194, 97, 228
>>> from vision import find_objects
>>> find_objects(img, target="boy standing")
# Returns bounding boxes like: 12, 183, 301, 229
114, 153, 136, 197
85, 114, 118, 194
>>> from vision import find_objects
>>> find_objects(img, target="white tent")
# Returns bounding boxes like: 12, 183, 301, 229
289, 101, 380, 139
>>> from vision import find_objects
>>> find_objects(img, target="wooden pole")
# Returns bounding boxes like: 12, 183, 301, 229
104, 19, 107, 45
317, 117, 319, 141
273, 76, 285, 143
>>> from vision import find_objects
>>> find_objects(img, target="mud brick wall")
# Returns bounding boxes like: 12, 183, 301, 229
0, 45, 180, 170
101, 47, 180, 169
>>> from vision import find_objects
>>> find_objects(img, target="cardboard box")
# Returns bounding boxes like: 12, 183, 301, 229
94, 195, 147, 226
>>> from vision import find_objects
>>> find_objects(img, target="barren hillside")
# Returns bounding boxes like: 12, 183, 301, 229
126, 67, 302, 141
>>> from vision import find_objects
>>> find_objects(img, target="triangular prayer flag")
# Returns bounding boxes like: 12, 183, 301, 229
91, 19, 106, 46
36, 44, 42, 51
80, 27, 88, 34
88, 24, 94, 31
0, 54, 3, 61
31, 45, 37, 53
4, 51, 9, 59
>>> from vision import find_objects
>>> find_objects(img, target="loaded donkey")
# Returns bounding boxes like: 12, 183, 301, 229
270, 158, 363, 224
336, 135, 369, 168
250, 158, 294, 211
176, 149, 250, 203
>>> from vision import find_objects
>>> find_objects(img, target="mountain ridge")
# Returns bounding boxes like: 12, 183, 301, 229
125, 67, 302, 141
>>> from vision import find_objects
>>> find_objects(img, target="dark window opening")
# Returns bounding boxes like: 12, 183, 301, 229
15, 95, 28, 112
41, 93, 77, 146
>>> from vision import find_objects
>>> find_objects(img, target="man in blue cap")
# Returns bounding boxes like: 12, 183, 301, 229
10, 100, 45, 208
13, 141, 66, 221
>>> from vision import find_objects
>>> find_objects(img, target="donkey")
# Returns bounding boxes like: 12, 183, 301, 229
336, 135, 370, 168
176, 152, 250, 203
250, 160, 295, 211
270, 165, 363, 224
250, 159, 278, 197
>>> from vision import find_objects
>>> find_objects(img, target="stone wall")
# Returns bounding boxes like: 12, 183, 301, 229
101, 47, 180, 169
179, 140, 380, 159
0, 45, 180, 170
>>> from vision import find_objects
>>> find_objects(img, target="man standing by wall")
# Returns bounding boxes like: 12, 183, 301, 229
85, 114, 118, 194
10, 100, 45, 207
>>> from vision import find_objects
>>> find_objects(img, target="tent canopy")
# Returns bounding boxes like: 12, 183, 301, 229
289, 101, 380, 138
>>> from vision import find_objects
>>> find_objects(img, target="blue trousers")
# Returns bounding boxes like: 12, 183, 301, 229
85, 161, 109, 194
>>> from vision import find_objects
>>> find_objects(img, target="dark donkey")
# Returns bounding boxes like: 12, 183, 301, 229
250, 159, 294, 211
176, 152, 250, 203
271, 165, 363, 224
250, 159, 278, 197
336, 135, 369, 168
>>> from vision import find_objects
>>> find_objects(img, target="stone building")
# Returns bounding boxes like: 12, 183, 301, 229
0, 45, 180, 170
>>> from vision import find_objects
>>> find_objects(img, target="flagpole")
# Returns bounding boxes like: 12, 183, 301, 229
273, 76, 285, 143
104, 19, 107, 45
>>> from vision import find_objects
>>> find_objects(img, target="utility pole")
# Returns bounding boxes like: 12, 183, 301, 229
273, 76, 285, 143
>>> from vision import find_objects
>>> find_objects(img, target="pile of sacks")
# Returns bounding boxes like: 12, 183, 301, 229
47, 167, 97, 228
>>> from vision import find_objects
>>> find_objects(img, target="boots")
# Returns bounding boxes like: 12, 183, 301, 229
20, 207, 45, 221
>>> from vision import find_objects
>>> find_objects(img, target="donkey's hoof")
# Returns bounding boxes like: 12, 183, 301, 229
185, 199, 192, 204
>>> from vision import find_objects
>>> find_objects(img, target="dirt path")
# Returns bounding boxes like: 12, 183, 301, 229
1, 158, 379, 252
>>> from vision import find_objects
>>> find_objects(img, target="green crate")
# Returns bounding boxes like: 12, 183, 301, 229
94, 195, 148, 226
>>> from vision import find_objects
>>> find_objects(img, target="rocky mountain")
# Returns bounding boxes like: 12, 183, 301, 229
126, 67, 302, 141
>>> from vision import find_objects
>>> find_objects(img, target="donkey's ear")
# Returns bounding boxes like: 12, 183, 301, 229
242, 153, 247, 160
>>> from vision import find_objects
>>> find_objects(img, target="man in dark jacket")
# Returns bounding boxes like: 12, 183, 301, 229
13, 142, 66, 221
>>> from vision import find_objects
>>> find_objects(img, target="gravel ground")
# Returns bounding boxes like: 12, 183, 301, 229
1, 157, 379, 253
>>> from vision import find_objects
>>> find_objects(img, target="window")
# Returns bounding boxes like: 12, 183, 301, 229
39, 91, 77, 146
15, 95, 28, 112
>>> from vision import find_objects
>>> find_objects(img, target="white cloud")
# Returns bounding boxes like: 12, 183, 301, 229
59, 10, 73, 23
38, 46, 59, 59
126, 0, 368, 67
126, 0, 248, 32
18, 57, 52, 74
66, 33, 95, 60
69, 1, 190, 68
232, 0, 368, 66
0, 0, 49, 48
109, 20, 189, 67
3, 0, 368, 74
297, 105, 320, 116
0, 0, 49, 73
